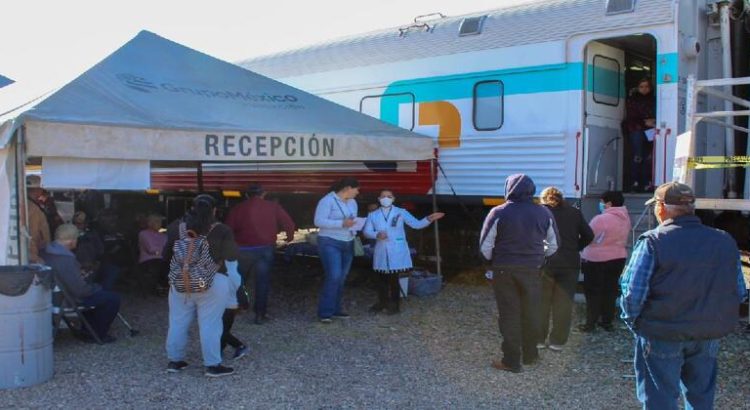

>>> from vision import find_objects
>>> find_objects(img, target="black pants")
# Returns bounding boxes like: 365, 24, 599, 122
492, 265, 542, 370
137, 259, 166, 296
540, 267, 579, 345
374, 273, 401, 312
221, 309, 244, 351
582, 259, 626, 327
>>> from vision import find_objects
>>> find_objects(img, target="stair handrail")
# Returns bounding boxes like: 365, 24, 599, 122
631, 203, 654, 248
591, 136, 620, 188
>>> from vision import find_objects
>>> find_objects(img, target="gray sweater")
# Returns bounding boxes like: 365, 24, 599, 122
42, 241, 101, 301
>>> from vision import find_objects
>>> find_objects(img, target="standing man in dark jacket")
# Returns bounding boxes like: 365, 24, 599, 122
538, 187, 593, 351
621, 182, 749, 409
42, 224, 121, 343
225, 183, 295, 324
480, 174, 559, 373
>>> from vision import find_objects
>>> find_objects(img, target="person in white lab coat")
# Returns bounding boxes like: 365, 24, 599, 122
363, 189, 444, 314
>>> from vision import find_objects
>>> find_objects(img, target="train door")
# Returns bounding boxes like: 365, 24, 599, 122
583, 41, 626, 195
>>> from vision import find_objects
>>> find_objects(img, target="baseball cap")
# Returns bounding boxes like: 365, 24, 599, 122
645, 182, 696, 206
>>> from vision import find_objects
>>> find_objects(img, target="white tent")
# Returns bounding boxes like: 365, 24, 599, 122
0, 75, 11, 89
0, 31, 435, 265
1, 30, 434, 163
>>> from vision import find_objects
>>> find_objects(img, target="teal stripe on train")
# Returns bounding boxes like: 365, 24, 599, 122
379, 53, 677, 126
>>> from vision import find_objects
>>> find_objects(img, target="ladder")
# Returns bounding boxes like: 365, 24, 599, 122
676, 75, 750, 211
679, 75, 750, 328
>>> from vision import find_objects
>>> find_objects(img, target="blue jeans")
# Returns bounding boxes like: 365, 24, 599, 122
97, 262, 122, 291
80, 290, 121, 338
629, 131, 653, 187
634, 335, 720, 410
238, 246, 275, 315
166, 274, 229, 367
317, 236, 354, 318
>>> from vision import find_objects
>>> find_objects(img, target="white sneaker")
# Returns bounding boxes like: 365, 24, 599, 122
548, 344, 564, 352
536, 343, 547, 349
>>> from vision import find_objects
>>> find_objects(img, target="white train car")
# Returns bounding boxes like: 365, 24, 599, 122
240, 0, 748, 211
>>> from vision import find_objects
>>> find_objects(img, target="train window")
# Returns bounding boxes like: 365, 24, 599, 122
592, 55, 621, 107
359, 92, 416, 130
605, 0, 636, 15
473, 80, 504, 131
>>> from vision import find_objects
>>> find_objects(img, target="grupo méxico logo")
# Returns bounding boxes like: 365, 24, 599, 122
116, 74, 158, 93
115, 73, 299, 103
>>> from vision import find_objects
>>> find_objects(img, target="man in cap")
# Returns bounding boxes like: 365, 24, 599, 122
26, 175, 51, 263
226, 183, 295, 324
479, 174, 559, 373
621, 182, 748, 409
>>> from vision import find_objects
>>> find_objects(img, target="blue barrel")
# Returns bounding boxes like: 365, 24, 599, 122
0, 265, 53, 389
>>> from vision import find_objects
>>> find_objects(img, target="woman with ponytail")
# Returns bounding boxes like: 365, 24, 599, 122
314, 177, 361, 323
163, 194, 243, 377
537, 187, 593, 350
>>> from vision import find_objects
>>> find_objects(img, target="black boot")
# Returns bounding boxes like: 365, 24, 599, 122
370, 273, 388, 312
385, 274, 401, 315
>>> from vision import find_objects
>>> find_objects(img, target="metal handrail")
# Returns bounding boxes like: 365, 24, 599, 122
414, 12, 447, 23
574, 131, 582, 191
398, 23, 433, 37
591, 136, 620, 188
631, 203, 654, 248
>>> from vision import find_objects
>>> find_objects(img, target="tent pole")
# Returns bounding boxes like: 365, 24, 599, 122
15, 127, 28, 265
430, 158, 442, 278
197, 163, 204, 192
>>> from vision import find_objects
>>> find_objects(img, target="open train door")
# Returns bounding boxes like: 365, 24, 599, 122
583, 41, 625, 195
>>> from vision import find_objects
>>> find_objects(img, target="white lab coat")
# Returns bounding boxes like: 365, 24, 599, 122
363, 206, 431, 273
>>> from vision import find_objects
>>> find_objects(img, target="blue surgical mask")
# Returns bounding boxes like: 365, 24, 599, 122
598, 202, 606, 214
379, 197, 394, 207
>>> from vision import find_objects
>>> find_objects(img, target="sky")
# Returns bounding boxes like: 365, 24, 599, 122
0, 0, 539, 87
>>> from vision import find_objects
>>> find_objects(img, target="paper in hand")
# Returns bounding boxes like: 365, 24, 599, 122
644, 128, 656, 142
351, 217, 367, 232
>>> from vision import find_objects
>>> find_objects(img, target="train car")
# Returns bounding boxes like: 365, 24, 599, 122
152, 0, 749, 269
233, 1, 748, 211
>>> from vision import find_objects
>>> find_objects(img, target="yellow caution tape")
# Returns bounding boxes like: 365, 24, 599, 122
688, 156, 750, 169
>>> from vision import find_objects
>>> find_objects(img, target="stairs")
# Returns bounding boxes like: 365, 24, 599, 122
624, 193, 656, 250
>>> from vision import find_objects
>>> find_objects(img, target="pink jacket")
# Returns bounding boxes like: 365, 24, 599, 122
581, 206, 631, 262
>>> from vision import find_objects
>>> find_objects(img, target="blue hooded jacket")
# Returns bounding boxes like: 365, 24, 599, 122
479, 174, 559, 268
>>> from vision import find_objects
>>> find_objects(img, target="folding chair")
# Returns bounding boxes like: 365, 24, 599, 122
51, 278, 104, 345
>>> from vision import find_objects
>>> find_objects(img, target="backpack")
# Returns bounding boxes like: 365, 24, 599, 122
168, 222, 220, 293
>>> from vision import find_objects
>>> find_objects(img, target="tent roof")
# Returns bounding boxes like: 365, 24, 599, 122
0, 75, 12, 89
0, 31, 433, 162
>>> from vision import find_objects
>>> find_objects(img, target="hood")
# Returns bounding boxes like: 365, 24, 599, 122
604, 205, 630, 221
43, 241, 74, 257
505, 174, 536, 202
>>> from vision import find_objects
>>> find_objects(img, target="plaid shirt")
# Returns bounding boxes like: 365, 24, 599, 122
620, 238, 749, 328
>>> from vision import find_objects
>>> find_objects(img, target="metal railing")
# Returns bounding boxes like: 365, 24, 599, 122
630, 203, 654, 248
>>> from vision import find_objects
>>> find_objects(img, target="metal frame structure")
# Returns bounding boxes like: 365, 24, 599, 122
684, 75, 750, 210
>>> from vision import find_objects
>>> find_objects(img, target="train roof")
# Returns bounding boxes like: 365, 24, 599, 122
239, 0, 676, 79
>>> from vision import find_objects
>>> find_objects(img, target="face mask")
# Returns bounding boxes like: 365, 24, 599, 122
598, 202, 606, 214
379, 197, 394, 207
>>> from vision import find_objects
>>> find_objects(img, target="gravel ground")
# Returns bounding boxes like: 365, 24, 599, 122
1, 273, 748, 409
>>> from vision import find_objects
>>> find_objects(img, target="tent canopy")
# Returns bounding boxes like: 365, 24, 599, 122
0, 31, 434, 163
0, 75, 12, 89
